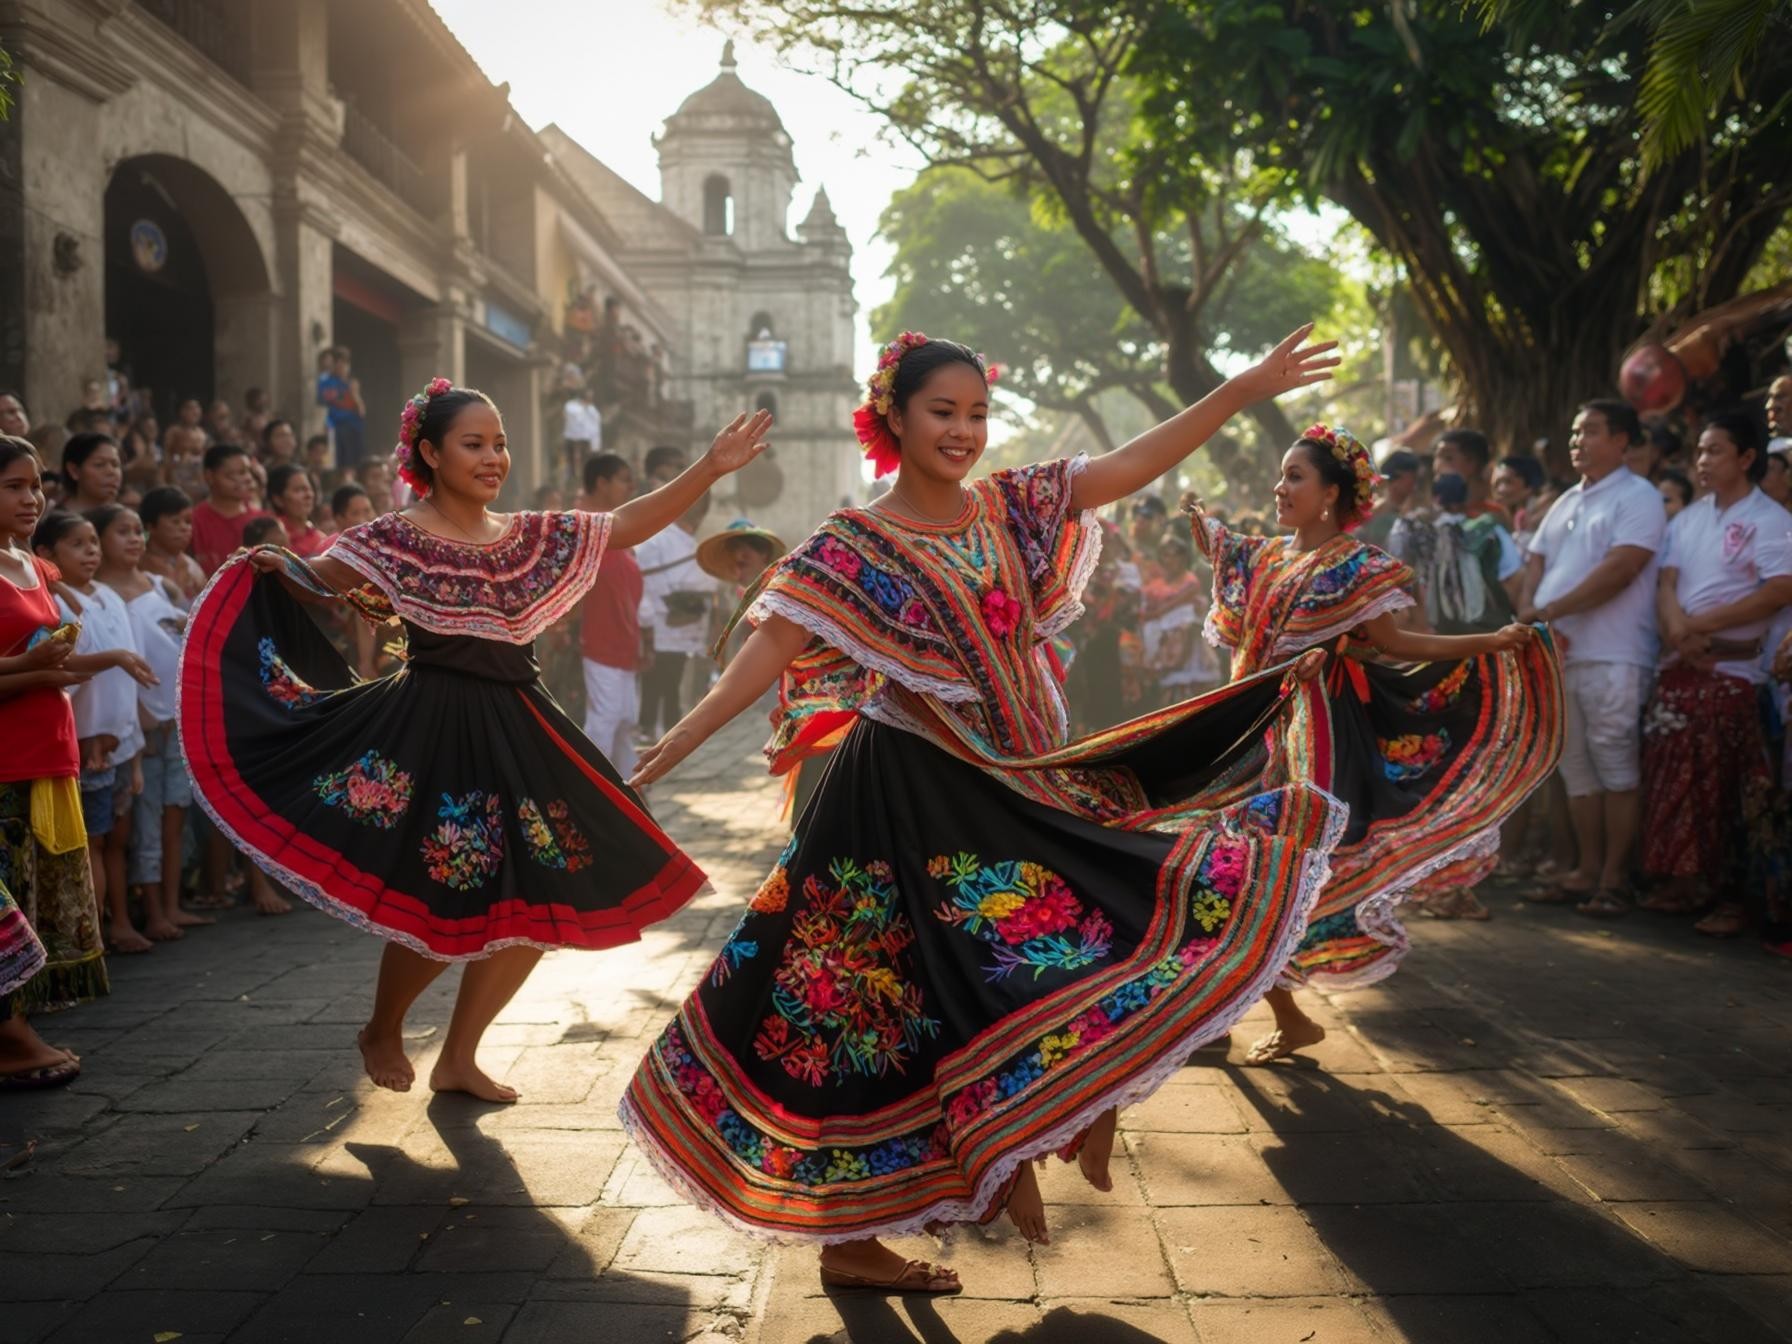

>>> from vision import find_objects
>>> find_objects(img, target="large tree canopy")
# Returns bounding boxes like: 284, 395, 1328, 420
698, 0, 1791, 462
875, 167, 1341, 454
1127, 0, 1792, 454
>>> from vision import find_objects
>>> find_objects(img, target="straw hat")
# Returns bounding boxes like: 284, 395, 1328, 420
696, 518, 787, 581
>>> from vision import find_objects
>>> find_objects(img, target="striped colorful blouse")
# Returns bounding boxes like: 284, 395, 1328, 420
745, 457, 1099, 771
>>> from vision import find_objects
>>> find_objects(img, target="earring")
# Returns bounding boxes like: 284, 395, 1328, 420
1321, 507, 1330, 521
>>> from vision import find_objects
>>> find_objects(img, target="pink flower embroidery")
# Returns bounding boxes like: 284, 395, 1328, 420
1724, 521, 1755, 564
815, 536, 862, 580
982, 587, 1021, 637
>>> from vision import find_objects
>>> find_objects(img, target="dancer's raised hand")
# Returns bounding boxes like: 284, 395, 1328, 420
703, 409, 774, 477
1230, 325, 1341, 403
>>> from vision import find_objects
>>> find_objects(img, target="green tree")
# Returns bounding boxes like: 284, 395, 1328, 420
875, 167, 1339, 457
696, 0, 1790, 458
1127, 0, 1792, 454
1474, 0, 1792, 174
692, 1, 1340, 481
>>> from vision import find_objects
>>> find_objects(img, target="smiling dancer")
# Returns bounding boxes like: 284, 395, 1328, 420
180, 381, 772, 1103
621, 328, 1352, 1293
1184, 425, 1562, 1066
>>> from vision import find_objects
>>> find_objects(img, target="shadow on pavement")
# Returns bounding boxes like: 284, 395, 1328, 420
804, 1298, 1176, 1344
1227, 1063, 1785, 1343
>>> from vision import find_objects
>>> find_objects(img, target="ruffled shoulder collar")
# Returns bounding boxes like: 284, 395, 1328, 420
327, 509, 610, 643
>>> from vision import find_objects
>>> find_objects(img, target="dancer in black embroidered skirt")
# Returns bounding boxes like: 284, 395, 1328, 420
180, 381, 772, 1101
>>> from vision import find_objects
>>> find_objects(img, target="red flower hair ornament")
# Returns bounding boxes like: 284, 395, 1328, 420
853, 332, 1000, 478
393, 376, 454, 494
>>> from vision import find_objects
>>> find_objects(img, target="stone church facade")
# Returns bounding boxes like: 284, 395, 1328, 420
543, 43, 862, 544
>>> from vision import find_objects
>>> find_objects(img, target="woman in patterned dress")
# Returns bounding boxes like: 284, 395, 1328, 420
1185, 425, 1561, 1067
620, 328, 1350, 1293
180, 383, 773, 1104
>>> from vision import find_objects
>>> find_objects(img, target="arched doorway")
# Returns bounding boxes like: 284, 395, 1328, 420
104, 155, 270, 426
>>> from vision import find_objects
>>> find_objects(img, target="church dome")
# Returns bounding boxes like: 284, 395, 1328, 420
666, 42, 786, 135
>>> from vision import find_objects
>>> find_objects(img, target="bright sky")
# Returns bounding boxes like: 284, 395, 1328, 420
428, 0, 918, 372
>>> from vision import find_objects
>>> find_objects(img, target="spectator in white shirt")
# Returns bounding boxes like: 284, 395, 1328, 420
1518, 398, 1666, 917
1639, 412, 1792, 937
563, 391, 602, 488
635, 489, 710, 737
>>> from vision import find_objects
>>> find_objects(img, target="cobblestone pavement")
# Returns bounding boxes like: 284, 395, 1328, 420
4, 715, 1791, 1343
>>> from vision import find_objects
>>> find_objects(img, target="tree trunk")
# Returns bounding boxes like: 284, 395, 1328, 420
1163, 331, 1292, 494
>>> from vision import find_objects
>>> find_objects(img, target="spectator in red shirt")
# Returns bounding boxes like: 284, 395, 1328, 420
188, 444, 270, 576
578, 453, 643, 776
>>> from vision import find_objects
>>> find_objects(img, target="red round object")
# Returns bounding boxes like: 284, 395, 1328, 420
1620, 343, 1688, 414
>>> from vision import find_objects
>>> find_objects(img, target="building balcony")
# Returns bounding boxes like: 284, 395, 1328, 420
135, 0, 251, 87
339, 102, 435, 219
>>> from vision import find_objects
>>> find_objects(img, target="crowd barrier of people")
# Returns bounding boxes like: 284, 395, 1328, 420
2, 360, 1788, 1094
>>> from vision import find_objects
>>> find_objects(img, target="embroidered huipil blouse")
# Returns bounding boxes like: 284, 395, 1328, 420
323, 510, 612, 644
744, 458, 1099, 770
1202, 518, 1414, 676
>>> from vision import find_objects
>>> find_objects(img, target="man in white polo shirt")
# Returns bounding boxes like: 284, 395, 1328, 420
1641, 410, 1792, 937
1518, 398, 1666, 916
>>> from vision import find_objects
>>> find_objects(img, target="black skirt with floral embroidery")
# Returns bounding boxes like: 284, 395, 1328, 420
180, 555, 706, 960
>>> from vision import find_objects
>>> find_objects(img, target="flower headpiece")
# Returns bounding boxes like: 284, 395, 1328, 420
1300, 423, 1376, 526
394, 377, 453, 494
851, 332, 999, 478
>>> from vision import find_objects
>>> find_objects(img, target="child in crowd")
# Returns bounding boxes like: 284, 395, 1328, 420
242, 517, 289, 550
34, 510, 157, 953
61, 433, 123, 513
330, 482, 375, 532
190, 444, 271, 577
0, 440, 110, 1013
139, 487, 206, 607
1658, 468, 1693, 520
259, 419, 299, 468
164, 424, 208, 503
101, 505, 208, 941
266, 465, 327, 557
354, 458, 394, 516
1492, 455, 1546, 550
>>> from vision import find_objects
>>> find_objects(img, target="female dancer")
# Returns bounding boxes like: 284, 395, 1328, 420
621, 327, 1350, 1292
1185, 425, 1561, 1065
180, 381, 772, 1102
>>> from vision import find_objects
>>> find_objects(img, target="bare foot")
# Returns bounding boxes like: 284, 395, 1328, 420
1077, 1108, 1117, 1192
0, 1019, 76, 1075
1242, 1019, 1326, 1066
142, 916, 184, 942
106, 921, 154, 954
169, 907, 216, 928
429, 1058, 519, 1104
357, 1026, 414, 1092
1005, 1160, 1049, 1244
251, 886, 292, 916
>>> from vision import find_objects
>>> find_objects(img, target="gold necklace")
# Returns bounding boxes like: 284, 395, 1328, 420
424, 494, 493, 545
886, 481, 965, 526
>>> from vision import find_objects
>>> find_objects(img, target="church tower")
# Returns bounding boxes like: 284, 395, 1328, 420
656, 41, 800, 253
644, 43, 862, 543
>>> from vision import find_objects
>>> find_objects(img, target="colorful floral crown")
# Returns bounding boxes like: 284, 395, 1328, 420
1300, 422, 1376, 524
394, 376, 453, 493
850, 331, 999, 478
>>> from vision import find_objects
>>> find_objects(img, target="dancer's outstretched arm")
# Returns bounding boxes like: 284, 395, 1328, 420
1358, 612, 1535, 662
1070, 326, 1340, 512
628, 613, 811, 788
606, 410, 772, 549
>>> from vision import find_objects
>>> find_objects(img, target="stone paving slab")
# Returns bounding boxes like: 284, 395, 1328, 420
1, 712, 1790, 1341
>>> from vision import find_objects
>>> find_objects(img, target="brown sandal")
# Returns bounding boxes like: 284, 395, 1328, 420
819, 1259, 962, 1295
1694, 903, 1746, 938
1575, 889, 1630, 919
